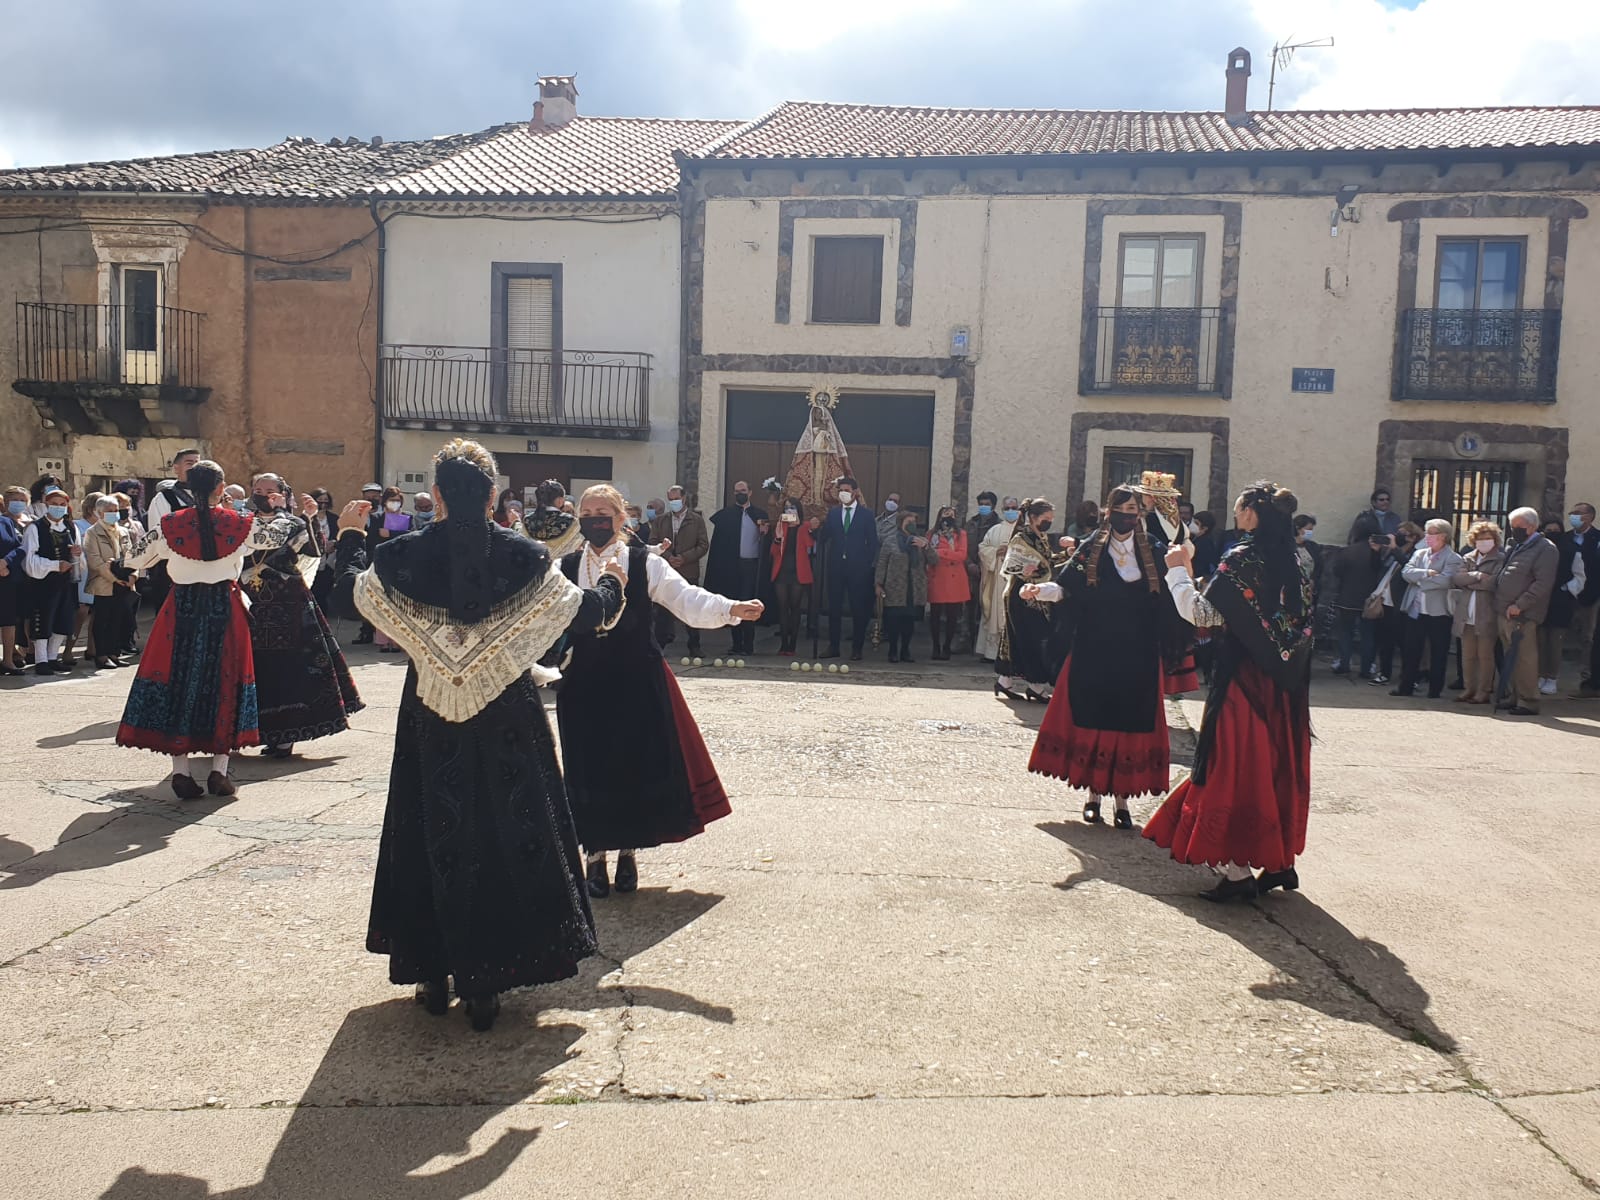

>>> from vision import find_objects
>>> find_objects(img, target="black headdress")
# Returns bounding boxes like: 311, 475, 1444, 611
434, 453, 496, 624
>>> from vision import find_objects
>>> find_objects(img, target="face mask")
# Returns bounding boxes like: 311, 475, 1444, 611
1002, 509, 1019, 523
1570, 514, 1584, 530
1476, 539, 1496, 554
626, 516, 639, 529
385, 501, 403, 513
253, 494, 276, 512
46, 504, 68, 521
579, 516, 614, 548
884, 500, 898, 513
734, 492, 749, 506
7, 501, 24, 516
939, 517, 956, 531
839, 491, 853, 505
1302, 530, 1315, 543
902, 525, 919, 538
977, 504, 993, 517
318, 499, 332, 509
644, 507, 657, 522
668, 498, 684, 514
1036, 519, 1053, 534
233, 501, 251, 514
1508, 526, 1530, 544
1107, 511, 1139, 534
414, 511, 434, 524
102, 510, 122, 525
782, 511, 799, 524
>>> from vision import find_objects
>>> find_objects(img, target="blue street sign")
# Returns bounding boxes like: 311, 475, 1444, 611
1291, 368, 1335, 393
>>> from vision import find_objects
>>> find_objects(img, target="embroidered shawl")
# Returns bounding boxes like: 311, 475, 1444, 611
160, 506, 257, 562
1206, 533, 1314, 688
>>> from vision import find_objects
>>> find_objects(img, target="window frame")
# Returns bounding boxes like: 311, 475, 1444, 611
808, 234, 886, 325
1100, 446, 1195, 503
1115, 233, 1206, 309
488, 261, 563, 419
1432, 236, 1528, 311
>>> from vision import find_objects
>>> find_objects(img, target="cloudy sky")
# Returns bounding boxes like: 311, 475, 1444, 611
2, 0, 1597, 169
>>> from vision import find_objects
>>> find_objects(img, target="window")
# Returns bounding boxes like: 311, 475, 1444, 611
491, 263, 562, 421
117, 265, 163, 384
1101, 448, 1194, 503
1410, 460, 1525, 546
1436, 239, 1523, 310
810, 236, 884, 324
1118, 235, 1201, 308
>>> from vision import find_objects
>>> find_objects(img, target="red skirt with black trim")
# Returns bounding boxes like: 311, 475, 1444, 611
116, 581, 261, 756
1028, 656, 1170, 800
661, 661, 732, 833
1164, 651, 1199, 696
1143, 657, 1310, 872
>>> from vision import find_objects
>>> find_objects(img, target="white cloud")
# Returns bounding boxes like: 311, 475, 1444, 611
1251, 0, 1600, 109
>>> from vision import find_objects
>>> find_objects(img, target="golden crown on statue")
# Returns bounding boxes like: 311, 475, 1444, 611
807, 384, 840, 410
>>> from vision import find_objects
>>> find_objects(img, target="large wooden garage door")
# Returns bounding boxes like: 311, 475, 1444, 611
723, 390, 935, 519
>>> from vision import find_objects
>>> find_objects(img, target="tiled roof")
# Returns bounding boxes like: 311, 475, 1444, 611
0, 129, 503, 199
698, 101, 1600, 161
370, 117, 742, 199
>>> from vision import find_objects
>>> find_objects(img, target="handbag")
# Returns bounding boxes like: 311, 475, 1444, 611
1362, 562, 1397, 621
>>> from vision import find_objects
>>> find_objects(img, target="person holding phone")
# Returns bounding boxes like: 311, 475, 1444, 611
767, 496, 814, 656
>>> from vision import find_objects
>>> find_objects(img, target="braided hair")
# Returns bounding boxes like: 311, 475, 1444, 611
187, 460, 226, 560
1237, 480, 1302, 616
433, 439, 498, 622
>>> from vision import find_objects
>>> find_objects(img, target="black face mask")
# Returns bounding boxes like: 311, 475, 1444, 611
1036, 519, 1053, 534
734, 492, 750, 506
252, 494, 276, 513
1107, 511, 1139, 534
579, 516, 615, 548
1508, 526, 1531, 544
938, 518, 956, 531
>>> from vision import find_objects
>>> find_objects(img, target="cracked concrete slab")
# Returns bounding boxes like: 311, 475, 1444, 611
1503, 1091, 1600, 1186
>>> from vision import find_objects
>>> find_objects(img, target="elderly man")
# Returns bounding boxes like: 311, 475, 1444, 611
1494, 506, 1559, 715
412, 492, 435, 525
650, 484, 710, 657
876, 491, 903, 542
1561, 502, 1598, 685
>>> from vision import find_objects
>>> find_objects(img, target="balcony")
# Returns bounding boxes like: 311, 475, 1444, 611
13, 302, 208, 437
1089, 307, 1220, 394
1397, 309, 1559, 403
381, 344, 651, 439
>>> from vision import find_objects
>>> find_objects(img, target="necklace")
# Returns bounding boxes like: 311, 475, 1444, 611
580, 539, 625, 588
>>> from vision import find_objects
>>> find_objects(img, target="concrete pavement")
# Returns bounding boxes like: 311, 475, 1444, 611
1, 630, 1597, 1198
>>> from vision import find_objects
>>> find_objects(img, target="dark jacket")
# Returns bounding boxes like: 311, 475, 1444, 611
815, 503, 879, 587
1549, 528, 1599, 626
1494, 533, 1559, 624
0, 514, 24, 577
1348, 508, 1401, 544
1327, 540, 1387, 610
1574, 527, 1600, 607
650, 507, 710, 585
874, 534, 936, 609
705, 503, 768, 596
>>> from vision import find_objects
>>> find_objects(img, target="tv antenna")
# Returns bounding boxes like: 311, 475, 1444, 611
1268, 35, 1334, 111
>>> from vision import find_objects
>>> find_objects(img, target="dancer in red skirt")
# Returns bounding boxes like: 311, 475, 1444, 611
1143, 482, 1314, 902
116, 461, 291, 800
1023, 483, 1193, 828
558, 484, 764, 899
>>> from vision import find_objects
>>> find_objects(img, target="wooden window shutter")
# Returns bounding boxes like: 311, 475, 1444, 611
811, 236, 884, 324
503, 276, 556, 418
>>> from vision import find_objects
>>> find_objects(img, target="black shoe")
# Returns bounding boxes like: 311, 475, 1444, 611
1199, 876, 1258, 903
1256, 867, 1300, 894
887, 650, 900, 663
415, 979, 450, 1016
34, 661, 55, 677
849, 650, 864, 662
171, 772, 204, 801
994, 681, 1024, 701
613, 853, 638, 894
264, 745, 295, 759
586, 857, 610, 898
1388, 687, 1414, 697
464, 991, 501, 1032
1082, 799, 1103, 824
821, 647, 841, 659
1024, 687, 1048, 704
1113, 808, 1134, 830
207, 771, 236, 797
1506, 705, 1539, 716
900, 652, 916, 663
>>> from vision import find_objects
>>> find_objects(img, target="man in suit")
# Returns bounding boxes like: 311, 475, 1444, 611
706, 480, 768, 655
1495, 506, 1559, 715
650, 484, 710, 656
814, 474, 879, 661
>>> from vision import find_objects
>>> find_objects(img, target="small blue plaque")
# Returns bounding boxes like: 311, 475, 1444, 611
1291, 368, 1335, 393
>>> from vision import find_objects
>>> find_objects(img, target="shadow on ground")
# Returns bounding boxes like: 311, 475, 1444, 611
94, 888, 728, 1198
1038, 819, 1459, 1056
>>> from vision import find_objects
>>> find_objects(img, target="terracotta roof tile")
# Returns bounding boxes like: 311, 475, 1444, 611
698, 101, 1600, 161
371, 117, 742, 199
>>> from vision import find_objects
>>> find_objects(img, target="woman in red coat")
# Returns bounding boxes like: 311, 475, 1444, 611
926, 506, 970, 660
767, 496, 815, 656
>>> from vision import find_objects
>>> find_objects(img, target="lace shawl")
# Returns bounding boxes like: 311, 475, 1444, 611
354, 565, 585, 722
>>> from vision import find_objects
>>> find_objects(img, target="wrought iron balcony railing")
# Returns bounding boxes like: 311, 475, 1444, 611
381, 344, 650, 433
15, 301, 204, 389
1398, 308, 1559, 403
1089, 306, 1220, 393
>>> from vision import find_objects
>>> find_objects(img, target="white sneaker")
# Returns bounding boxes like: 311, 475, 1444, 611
1539, 678, 1559, 695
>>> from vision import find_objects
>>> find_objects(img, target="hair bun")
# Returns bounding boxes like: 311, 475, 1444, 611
1272, 487, 1298, 515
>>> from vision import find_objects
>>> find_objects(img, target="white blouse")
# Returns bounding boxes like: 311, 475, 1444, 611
577, 539, 739, 629
21, 520, 86, 583
1166, 566, 1224, 628
125, 512, 289, 585
1031, 534, 1142, 603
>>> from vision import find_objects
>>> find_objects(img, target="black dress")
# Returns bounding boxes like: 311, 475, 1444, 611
997, 528, 1071, 686
558, 545, 732, 852
332, 521, 622, 994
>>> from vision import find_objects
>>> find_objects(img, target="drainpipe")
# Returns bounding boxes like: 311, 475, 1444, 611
368, 199, 387, 487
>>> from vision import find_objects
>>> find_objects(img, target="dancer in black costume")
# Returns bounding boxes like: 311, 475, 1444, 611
330, 439, 624, 1031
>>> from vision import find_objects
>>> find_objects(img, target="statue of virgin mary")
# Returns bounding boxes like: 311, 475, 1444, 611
782, 387, 854, 522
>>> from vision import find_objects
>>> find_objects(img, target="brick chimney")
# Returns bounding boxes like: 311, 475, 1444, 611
1225, 48, 1251, 125
531, 75, 579, 131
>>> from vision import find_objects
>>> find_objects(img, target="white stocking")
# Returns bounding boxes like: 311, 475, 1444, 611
33, 639, 49, 663
171, 755, 190, 777
211, 754, 229, 776
47, 633, 66, 659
